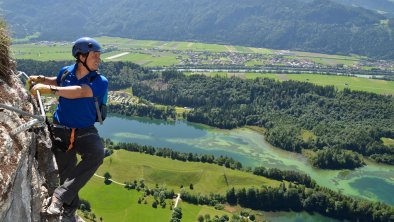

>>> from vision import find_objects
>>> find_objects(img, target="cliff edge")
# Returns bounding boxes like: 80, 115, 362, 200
0, 20, 60, 222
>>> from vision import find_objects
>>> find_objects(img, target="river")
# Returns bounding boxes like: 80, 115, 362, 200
96, 115, 394, 209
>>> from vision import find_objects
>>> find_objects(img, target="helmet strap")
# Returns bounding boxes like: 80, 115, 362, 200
78, 53, 96, 72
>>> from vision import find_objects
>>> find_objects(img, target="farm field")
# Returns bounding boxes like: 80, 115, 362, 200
11, 36, 363, 66
185, 72, 394, 95
11, 43, 71, 61
283, 74, 394, 94
11, 36, 393, 95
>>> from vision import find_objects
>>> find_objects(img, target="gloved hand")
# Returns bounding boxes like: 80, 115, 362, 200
30, 83, 56, 96
27, 75, 46, 89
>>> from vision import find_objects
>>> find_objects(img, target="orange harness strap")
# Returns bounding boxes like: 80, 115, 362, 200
66, 128, 76, 152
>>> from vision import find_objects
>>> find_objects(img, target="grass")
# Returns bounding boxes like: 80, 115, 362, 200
11, 36, 392, 95
245, 126, 267, 135
184, 72, 230, 78
242, 73, 394, 95
174, 106, 191, 118
244, 73, 280, 80
11, 32, 40, 44
382, 137, 394, 146
249, 47, 273, 54
11, 36, 359, 61
11, 43, 71, 61
191, 42, 228, 52
285, 74, 394, 95
110, 52, 179, 66
293, 51, 361, 60
80, 176, 233, 222
184, 71, 394, 94
301, 129, 317, 143
79, 176, 173, 222
308, 57, 358, 66
79, 150, 280, 221
96, 150, 280, 195
180, 202, 232, 222
290, 51, 361, 66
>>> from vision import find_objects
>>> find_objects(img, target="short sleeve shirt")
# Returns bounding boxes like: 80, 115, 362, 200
53, 64, 108, 128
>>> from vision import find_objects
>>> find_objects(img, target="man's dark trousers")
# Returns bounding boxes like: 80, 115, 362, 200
51, 125, 104, 210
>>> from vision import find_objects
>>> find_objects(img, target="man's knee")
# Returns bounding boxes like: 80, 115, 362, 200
93, 151, 104, 166
92, 148, 105, 166
81, 148, 104, 167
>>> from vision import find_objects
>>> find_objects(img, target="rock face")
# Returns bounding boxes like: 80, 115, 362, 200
0, 24, 60, 221
0, 67, 61, 221
0, 21, 86, 222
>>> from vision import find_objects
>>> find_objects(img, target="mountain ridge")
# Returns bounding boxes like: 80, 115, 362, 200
2, 0, 394, 58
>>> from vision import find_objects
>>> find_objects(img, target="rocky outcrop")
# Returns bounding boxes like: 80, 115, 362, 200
0, 66, 61, 222
0, 22, 59, 222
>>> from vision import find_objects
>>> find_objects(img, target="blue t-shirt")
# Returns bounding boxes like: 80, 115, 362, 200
53, 64, 108, 128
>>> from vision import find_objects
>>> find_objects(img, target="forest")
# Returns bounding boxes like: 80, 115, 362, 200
16, 60, 394, 169
133, 70, 394, 167
105, 139, 394, 222
181, 183, 394, 222
5, 0, 394, 58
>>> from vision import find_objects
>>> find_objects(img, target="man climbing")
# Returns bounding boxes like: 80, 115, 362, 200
29, 37, 108, 221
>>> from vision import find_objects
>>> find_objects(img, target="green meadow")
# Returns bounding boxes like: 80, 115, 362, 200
180, 202, 232, 222
287, 51, 363, 66
79, 150, 279, 221
11, 36, 393, 95
382, 137, 394, 146
11, 43, 71, 61
94, 150, 280, 195
11, 36, 359, 64
79, 176, 173, 222
79, 176, 232, 222
282, 73, 394, 95
185, 72, 394, 95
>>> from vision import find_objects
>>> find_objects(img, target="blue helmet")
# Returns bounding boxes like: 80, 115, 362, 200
72, 37, 101, 58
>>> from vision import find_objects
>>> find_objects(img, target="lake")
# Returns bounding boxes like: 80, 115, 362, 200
97, 115, 394, 207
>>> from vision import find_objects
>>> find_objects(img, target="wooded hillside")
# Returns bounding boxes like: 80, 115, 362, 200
3, 0, 394, 58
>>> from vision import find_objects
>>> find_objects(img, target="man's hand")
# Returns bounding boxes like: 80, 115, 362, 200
30, 83, 56, 95
28, 75, 46, 89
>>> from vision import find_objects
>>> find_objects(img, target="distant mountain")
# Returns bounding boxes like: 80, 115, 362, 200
331, 0, 394, 17
1, 0, 394, 58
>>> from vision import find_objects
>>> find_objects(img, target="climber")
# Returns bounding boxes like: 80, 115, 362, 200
29, 37, 108, 221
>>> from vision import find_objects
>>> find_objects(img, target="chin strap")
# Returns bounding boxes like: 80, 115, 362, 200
78, 53, 97, 72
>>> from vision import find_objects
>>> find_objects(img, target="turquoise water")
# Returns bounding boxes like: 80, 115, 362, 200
263, 211, 349, 222
96, 115, 394, 206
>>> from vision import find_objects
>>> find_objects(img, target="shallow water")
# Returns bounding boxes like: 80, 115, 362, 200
263, 211, 349, 222
97, 115, 394, 206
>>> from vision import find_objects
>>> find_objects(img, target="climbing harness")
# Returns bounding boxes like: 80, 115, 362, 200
67, 128, 75, 152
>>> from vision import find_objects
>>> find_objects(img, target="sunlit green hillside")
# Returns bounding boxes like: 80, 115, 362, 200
79, 150, 279, 221
94, 150, 280, 194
